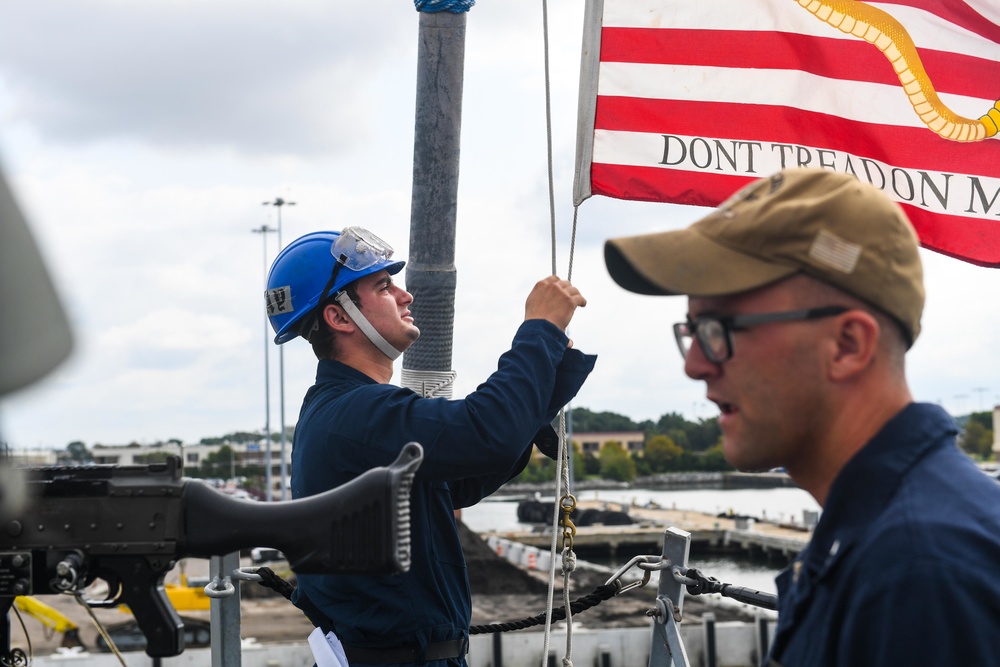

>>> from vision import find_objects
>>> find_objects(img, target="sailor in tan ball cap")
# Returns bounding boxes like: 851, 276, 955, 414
604, 168, 1000, 667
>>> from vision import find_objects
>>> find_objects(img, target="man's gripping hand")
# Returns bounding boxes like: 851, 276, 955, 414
524, 276, 587, 334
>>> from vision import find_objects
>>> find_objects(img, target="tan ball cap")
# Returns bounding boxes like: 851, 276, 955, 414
604, 168, 924, 345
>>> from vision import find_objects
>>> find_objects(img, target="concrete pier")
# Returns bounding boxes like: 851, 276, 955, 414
492, 500, 812, 563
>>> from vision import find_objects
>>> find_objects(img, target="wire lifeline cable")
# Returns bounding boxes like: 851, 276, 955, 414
469, 583, 620, 634
251, 564, 624, 637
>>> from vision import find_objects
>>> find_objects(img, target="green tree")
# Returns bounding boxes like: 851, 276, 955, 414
199, 445, 237, 478
666, 428, 689, 450
514, 457, 556, 483
966, 411, 993, 431
598, 441, 635, 482
644, 434, 684, 473
698, 443, 734, 471
568, 408, 639, 432
63, 441, 92, 463
685, 417, 722, 452
632, 452, 652, 477
512, 442, 588, 484
571, 442, 587, 480
961, 420, 994, 459
201, 430, 294, 447
656, 412, 688, 433
582, 452, 601, 476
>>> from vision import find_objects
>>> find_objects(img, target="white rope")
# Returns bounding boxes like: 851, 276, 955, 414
540, 407, 567, 664
541, 407, 578, 667
401, 368, 457, 398
543, 0, 557, 277
537, 0, 581, 662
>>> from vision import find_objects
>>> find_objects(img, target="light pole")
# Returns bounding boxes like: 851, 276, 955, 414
973, 387, 990, 412
252, 224, 277, 500
263, 197, 295, 500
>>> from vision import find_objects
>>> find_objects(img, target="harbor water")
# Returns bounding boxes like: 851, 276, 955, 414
463, 486, 821, 594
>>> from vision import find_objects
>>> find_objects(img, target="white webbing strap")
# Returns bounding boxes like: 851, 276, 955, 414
336, 291, 403, 361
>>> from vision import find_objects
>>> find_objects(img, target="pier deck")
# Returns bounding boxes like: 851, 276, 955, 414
492, 500, 811, 562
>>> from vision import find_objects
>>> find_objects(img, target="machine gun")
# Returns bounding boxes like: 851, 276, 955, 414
0, 443, 423, 658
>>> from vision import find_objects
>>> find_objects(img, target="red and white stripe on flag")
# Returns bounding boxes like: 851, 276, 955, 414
574, 0, 1000, 266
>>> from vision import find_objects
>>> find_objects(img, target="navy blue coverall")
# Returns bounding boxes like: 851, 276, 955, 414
768, 402, 1000, 666
290, 319, 596, 666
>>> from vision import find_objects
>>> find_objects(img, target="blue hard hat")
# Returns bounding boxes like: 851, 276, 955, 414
265, 229, 405, 344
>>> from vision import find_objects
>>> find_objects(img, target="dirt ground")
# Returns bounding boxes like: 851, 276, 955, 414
6, 523, 753, 657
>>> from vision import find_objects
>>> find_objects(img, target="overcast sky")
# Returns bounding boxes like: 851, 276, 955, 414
2, 1, 999, 450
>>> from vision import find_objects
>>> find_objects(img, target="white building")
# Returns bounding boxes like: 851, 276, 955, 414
571, 431, 646, 456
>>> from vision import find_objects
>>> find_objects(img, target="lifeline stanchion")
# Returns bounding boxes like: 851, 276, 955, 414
209, 553, 242, 667
647, 527, 693, 667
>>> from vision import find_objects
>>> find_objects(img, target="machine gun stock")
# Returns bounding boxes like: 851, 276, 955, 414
0, 442, 422, 658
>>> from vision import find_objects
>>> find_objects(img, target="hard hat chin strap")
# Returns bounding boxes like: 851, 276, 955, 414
335, 291, 403, 361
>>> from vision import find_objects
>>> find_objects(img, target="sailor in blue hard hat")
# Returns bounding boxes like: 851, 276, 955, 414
267, 225, 596, 666
265, 227, 417, 373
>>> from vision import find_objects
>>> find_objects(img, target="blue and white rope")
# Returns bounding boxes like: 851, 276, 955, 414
414, 0, 474, 13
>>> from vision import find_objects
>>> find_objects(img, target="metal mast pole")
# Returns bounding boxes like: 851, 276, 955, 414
402, 5, 468, 398
263, 197, 294, 500
251, 224, 276, 500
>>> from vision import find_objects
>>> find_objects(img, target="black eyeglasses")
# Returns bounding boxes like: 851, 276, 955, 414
673, 306, 850, 364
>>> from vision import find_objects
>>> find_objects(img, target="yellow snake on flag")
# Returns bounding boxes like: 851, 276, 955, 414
796, 0, 1000, 141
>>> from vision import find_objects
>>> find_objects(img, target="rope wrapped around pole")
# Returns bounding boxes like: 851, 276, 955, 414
414, 0, 475, 12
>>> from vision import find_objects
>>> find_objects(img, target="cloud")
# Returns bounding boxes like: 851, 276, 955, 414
3, 0, 1000, 452
0, 2, 414, 156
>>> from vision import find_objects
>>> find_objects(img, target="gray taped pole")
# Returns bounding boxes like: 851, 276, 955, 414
404, 10, 466, 390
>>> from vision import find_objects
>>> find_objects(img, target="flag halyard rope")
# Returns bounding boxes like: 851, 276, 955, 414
539, 0, 582, 661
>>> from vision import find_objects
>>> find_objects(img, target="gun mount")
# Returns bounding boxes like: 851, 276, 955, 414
0, 442, 423, 658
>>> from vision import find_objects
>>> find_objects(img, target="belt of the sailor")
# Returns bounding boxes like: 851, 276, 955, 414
343, 637, 468, 664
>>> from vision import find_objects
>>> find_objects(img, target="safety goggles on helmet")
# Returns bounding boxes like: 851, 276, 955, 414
332, 226, 394, 271
317, 227, 395, 305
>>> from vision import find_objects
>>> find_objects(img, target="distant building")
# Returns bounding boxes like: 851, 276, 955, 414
571, 431, 645, 456
90, 442, 219, 468
5, 448, 58, 465
6, 440, 290, 499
